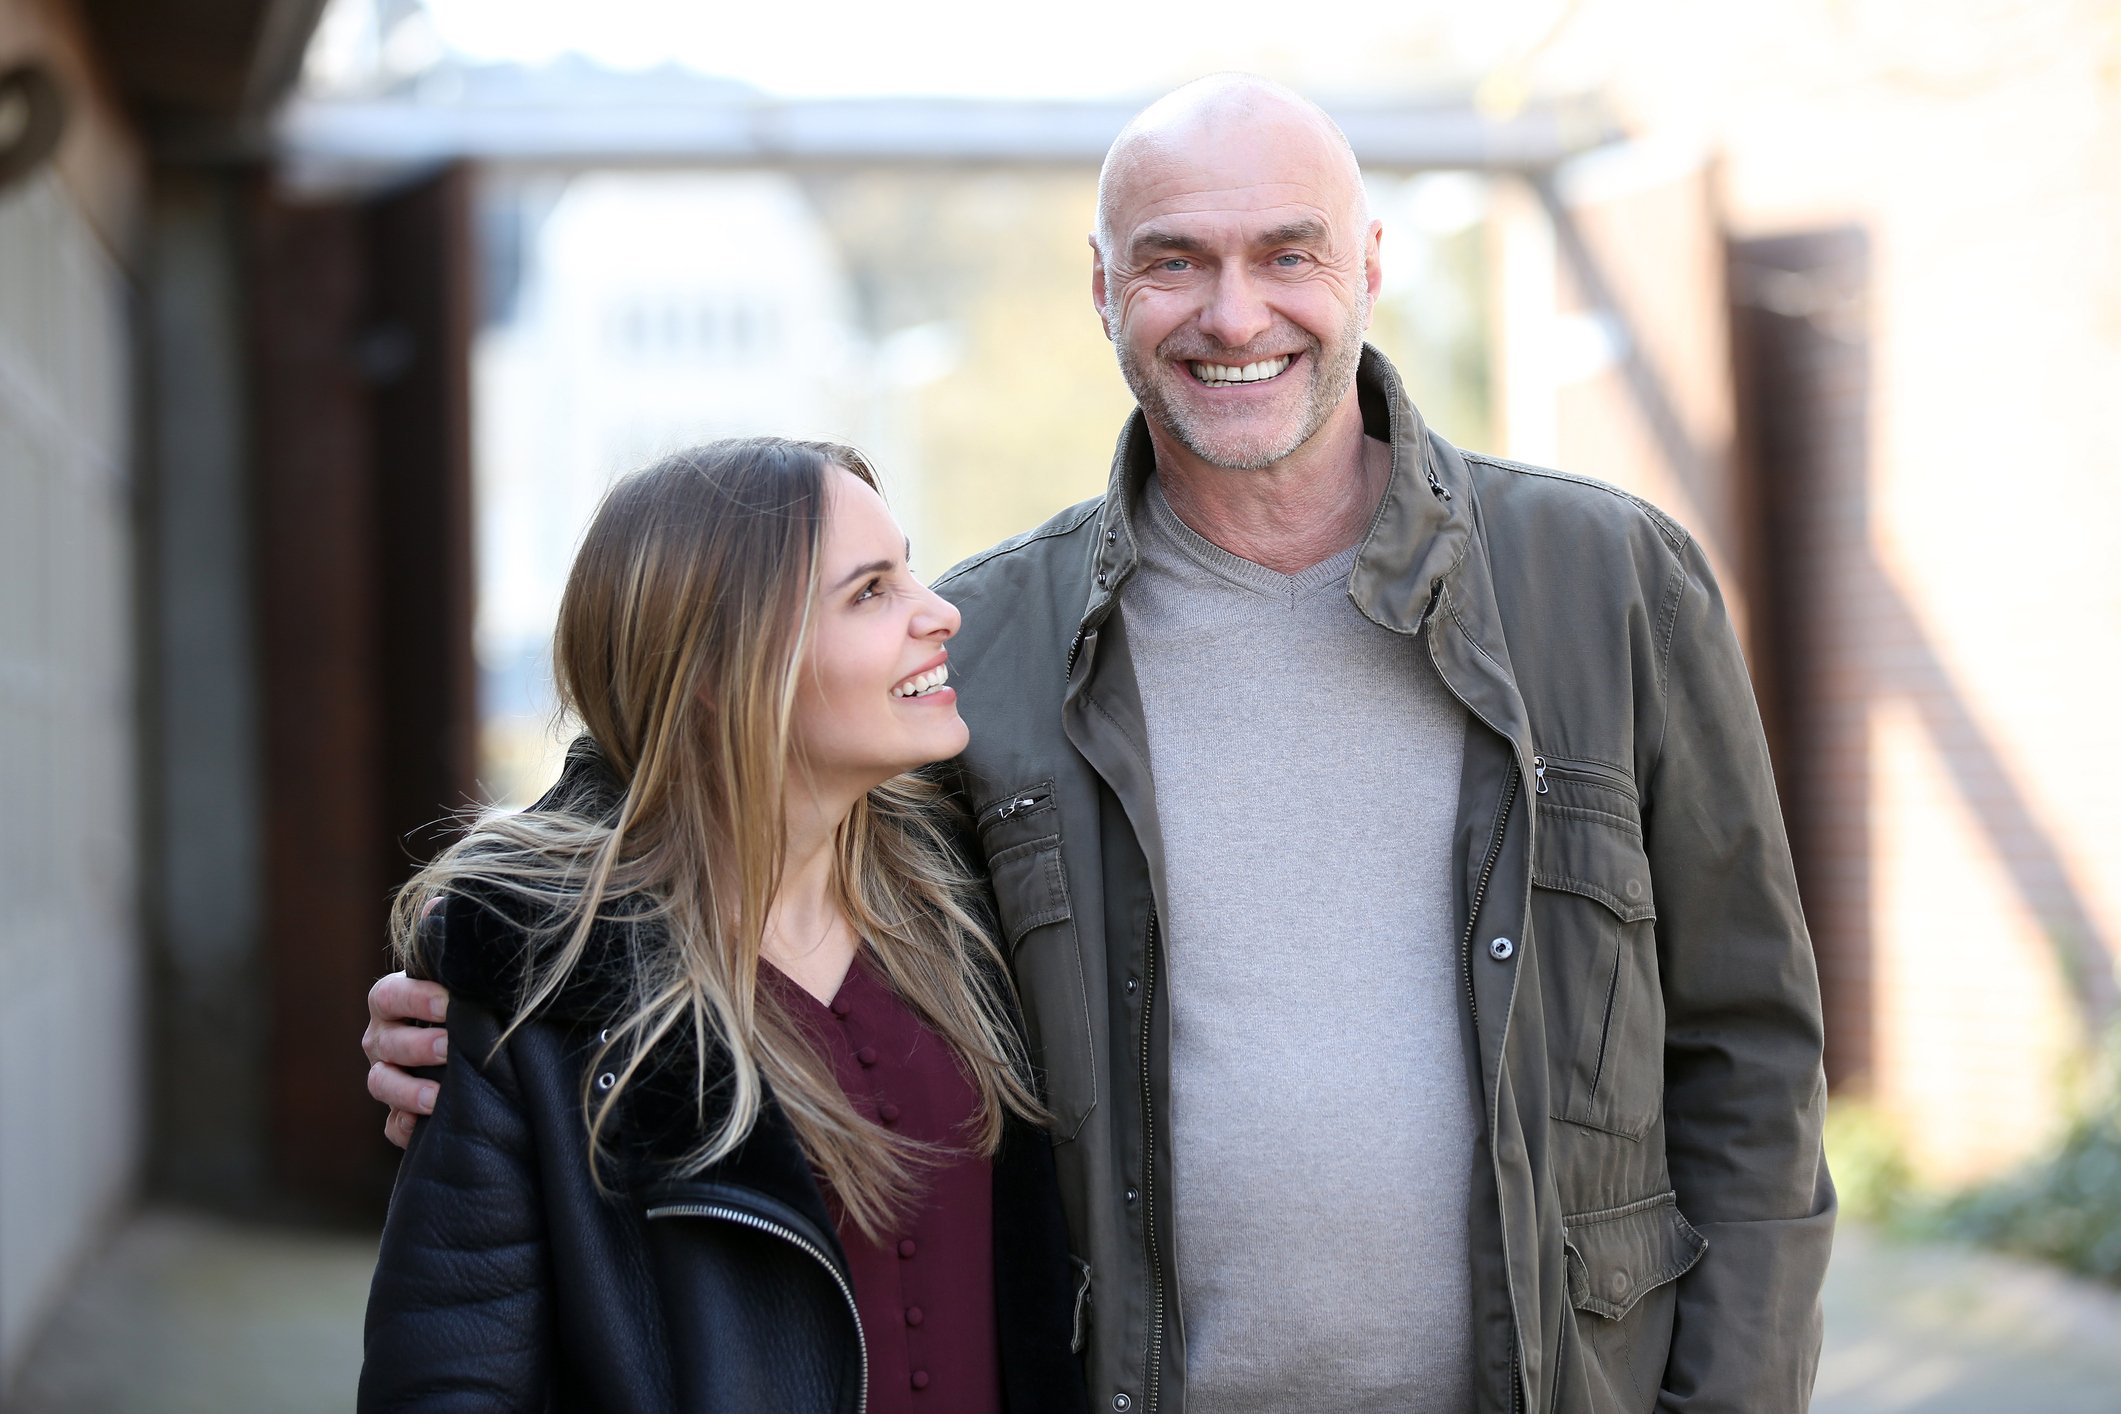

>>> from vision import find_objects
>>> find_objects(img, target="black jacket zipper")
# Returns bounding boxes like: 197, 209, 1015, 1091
645, 1200, 868, 1414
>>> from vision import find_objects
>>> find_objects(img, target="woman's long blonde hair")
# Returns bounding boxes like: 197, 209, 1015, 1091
389, 437, 1042, 1238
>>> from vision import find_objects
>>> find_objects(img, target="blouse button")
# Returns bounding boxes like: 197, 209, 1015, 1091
857, 1046, 879, 1067
905, 1305, 924, 1327
831, 999, 851, 1018
911, 1371, 930, 1390
879, 1102, 902, 1124
898, 1238, 917, 1259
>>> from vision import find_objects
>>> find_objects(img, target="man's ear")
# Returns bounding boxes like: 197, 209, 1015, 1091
1089, 234, 1113, 341
1362, 219, 1384, 328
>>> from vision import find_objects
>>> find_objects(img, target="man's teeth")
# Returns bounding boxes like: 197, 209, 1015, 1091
1190, 355, 1291, 387
893, 665, 949, 698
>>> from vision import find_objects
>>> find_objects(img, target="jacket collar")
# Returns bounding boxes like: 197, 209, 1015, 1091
426, 738, 835, 1222
1082, 345, 1535, 767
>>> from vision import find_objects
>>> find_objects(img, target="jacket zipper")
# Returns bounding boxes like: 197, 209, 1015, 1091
1462, 762, 1526, 1414
646, 1201, 869, 1414
981, 787, 1053, 829
1461, 761, 1520, 1031
1141, 909, 1166, 1414
1532, 754, 1635, 796
1421, 586, 1534, 1413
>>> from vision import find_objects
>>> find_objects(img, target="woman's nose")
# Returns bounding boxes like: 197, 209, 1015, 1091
914, 584, 961, 639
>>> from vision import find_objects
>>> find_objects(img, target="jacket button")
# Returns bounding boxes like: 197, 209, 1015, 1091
597, 1028, 610, 1044
898, 1238, 917, 1258
1125, 976, 1138, 995
1124, 1186, 1139, 1204
1106, 529, 1118, 543
595, 1072, 616, 1091
879, 1102, 901, 1124
1488, 937, 1515, 961
911, 1370, 929, 1390
1609, 1269, 1630, 1298
1114, 1395, 1133, 1412
857, 1046, 879, 1066
1097, 571, 1110, 588
905, 1305, 924, 1327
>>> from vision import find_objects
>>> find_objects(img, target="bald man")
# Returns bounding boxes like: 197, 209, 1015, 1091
366, 76, 1834, 1414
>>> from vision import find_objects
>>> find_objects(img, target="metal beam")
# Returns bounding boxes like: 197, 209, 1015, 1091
275, 90, 1620, 184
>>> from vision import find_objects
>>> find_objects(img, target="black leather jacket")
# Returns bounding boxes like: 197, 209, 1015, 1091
359, 759, 1088, 1413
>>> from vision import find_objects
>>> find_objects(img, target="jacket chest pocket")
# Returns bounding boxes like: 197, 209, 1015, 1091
1530, 758, 1662, 1141
979, 783, 1096, 1142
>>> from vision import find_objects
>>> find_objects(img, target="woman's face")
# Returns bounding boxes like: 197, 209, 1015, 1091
789, 466, 968, 797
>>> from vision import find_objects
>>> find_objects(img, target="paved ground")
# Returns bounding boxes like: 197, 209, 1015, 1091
5, 1211, 375, 1414
8, 1209, 2121, 1411
1813, 1225, 2121, 1413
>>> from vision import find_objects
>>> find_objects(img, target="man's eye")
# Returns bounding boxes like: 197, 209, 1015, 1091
1274, 252, 1306, 267
1160, 258, 1191, 272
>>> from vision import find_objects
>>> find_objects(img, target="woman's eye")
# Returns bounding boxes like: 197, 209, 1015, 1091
853, 578, 883, 604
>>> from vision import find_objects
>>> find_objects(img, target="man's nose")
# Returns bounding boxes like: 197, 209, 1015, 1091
1195, 267, 1273, 351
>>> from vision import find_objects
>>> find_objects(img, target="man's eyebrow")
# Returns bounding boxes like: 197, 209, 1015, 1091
1256, 218, 1330, 248
1128, 220, 1333, 262
1129, 229, 1213, 261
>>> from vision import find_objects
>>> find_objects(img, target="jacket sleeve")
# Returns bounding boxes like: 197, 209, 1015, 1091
1645, 533, 1836, 1412
360, 1000, 556, 1411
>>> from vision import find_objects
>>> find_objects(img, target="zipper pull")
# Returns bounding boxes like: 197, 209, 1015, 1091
996, 794, 1039, 822
1532, 755, 1549, 795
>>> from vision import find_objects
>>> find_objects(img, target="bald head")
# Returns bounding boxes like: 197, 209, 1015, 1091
1087, 74, 1384, 475
1095, 74, 1369, 262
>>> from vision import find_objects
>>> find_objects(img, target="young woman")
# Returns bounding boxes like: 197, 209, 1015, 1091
358, 438, 1086, 1413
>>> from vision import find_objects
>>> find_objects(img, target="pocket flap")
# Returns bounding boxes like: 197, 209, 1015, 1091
1533, 813, 1657, 922
987, 838, 1071, 946
1562, 1191, 1706, 1321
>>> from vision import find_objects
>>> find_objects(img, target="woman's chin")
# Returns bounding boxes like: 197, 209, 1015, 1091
925, 711, 972, 763
864, 713, 971, 779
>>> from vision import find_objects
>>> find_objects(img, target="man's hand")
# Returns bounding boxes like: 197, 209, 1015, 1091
364, 971, 452, 1149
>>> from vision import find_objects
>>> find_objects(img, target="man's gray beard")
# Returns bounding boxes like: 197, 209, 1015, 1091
1111, 298, 1369, 472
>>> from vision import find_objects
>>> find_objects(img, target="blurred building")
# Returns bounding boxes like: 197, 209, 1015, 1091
0, 0, 143, 1378
1486, 0, 2121, 1183
1, 0, 478, 1390
475, 171, 869, 802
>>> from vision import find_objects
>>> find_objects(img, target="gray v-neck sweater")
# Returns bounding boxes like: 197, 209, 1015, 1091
1122, 478, 1479, 1412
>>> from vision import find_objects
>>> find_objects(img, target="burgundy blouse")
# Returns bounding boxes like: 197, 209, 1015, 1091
764, 954, 1002, 1414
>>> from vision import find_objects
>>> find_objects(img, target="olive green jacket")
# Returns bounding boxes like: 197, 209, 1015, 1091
935, 347, 1834, 1414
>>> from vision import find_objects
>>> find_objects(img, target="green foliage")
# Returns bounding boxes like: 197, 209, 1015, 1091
1926, 1030, 2121, 1285
1823, 1096, 1915, 1225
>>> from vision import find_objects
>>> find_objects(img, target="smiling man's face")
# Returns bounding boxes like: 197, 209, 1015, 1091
1094, 82, 1381, 472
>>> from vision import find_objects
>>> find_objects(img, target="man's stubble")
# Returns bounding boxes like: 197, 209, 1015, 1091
1110, 292, 1369, 473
